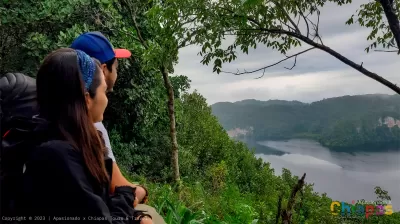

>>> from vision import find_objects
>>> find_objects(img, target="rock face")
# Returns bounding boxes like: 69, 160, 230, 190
379, 117, 400, 128
226, 127, 254, 138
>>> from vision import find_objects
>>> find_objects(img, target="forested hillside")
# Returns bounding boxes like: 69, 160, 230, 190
212, 94, 400, 149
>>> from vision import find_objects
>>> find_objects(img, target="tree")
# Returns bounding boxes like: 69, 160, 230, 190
345, 0, 400, 53
97, 0, 196, 184
0, 0, 94, 75
0, 0, 176, 181
170, 0, 400, 94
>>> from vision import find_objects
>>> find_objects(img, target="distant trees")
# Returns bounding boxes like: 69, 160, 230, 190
212, 95, 400, 149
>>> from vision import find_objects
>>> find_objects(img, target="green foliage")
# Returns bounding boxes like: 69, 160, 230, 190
161, 0, 356, 73
2, 1, 400, 223
0, 0, 97, 75
344, 0, 400, 53
211, 94, 400, 149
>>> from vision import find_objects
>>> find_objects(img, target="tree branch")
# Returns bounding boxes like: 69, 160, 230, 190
93, 13, 142, 44
275, 192, 284, 224
257, 28, 400, 94
272, 0, 301, 34
221, 47, 315, 76
132, 16, 148, 49
217, 6, 400, 94
378, 0, 400, 52
284, 56, 297, 70
296, 3, 310, 38
374, 49, 399, 52
120, 0, 148, 49
281, 173, 306, 224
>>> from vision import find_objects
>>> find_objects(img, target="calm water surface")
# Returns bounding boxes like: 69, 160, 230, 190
251, 139, 400, 210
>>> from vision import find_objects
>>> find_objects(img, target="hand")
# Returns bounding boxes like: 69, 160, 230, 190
134, 185, 148, 204
133, 196, 139, 207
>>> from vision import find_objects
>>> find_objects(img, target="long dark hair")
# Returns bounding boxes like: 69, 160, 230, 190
36, 48, 109, 184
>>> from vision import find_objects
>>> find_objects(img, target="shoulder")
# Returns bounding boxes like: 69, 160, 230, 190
32, 140, 81, 162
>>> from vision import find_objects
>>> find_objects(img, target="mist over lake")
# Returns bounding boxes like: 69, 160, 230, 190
251, 139, 400, 211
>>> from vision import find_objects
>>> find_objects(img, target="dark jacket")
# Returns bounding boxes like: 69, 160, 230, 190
17, 120, 136, 223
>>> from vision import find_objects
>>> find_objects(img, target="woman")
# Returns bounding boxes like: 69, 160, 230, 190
18, 48, 150, 223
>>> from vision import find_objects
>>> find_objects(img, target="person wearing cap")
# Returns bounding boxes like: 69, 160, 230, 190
71, 32, 167, 224
71, 31, 155, 208
71, 31, 139, 191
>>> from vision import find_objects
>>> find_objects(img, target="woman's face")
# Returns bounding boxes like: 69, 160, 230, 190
86, 69, 108, 123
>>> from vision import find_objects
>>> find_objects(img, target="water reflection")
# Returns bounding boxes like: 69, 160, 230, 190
250, 139, 400, 211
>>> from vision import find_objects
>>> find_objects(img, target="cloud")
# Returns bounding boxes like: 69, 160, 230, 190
174, 1, 400, 105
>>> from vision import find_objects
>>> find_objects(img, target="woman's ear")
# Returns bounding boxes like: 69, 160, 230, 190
85, 92, 92, 110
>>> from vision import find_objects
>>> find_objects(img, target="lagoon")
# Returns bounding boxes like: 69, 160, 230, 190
251, 139, 400, 211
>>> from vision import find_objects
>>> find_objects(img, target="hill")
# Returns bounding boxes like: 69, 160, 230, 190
211, 94, 400, 149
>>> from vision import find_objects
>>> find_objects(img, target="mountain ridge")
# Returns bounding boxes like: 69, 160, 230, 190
211, 94, 400, 150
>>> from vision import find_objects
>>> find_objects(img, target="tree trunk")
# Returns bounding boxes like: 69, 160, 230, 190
378, 0, 400, 52
281, 173, 306, 224
160, 65, 180, 183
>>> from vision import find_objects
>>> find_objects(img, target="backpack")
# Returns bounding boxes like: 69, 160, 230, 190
0, 73, 40, 218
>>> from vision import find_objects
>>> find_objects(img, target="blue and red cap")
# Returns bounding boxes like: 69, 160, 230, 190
70, 31, 131, 64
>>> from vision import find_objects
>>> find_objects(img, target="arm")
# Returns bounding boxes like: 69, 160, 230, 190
95, 122, 147, 202
32, 141, 136, 224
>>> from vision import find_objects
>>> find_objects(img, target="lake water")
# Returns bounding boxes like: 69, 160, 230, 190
250, 139, 400, 211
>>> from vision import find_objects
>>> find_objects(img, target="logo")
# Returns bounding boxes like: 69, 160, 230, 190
330, 200, 393, 219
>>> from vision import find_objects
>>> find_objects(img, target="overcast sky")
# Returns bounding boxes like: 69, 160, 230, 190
174, 0, 400, 105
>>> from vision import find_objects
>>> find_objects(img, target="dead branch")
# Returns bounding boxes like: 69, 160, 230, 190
297, 186, 305, 223
281, 173, 306, 224
255, 69, 266, 79
275, 192, 284, 224
378, 0, 400, 52
284, 56, 297, 70
221, 47, 315, 76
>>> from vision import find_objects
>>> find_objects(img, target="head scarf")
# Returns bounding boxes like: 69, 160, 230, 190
75, 49, 96, 91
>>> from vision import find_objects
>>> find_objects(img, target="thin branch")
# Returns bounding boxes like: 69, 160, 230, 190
221, 47, 315, 75
296, 14, 301, 29
120, 0, 148, 49
315, 10, 323, 45
296, 3, 310, 38
387, 42, 399, 49
93, 14, 141, 43
255, 68, 266, 79
132, 16, 148, 49
374, 49, 399, 52
284, 56, 297, 70
272, 0, 301, 34
220, 7, 261, 27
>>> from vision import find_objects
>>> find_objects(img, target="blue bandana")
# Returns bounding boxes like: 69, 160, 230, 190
75, 49, 96, 90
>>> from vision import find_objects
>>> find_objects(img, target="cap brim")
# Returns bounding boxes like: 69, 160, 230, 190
114, 49, 131, 58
